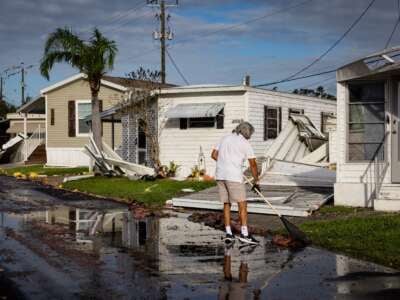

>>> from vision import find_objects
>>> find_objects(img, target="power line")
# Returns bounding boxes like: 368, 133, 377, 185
166, 48, 189, 84
119, 0, 314, 64
384, 0, 400, 49
105, 10, 154, 35
256, 48, 400, 88
254, 69, 337, 87
80, 1, 147, 34
282, 0, 377, 81
174, 0, 314, 46
300, 74, 336, 89
103, 1, 147, 26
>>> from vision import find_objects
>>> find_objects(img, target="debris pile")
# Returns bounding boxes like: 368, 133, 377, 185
83, 136, 154, 178
253, 114, 336, 188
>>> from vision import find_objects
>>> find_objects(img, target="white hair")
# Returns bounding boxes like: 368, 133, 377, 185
233, 122, 255, 139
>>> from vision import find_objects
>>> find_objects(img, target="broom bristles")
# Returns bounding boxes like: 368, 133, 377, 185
281, 217, 311, 246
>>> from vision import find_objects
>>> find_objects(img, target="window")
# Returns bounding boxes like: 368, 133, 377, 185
321, 112, 334, 134
348, 82, 385, 161
288, 108, 304, 119
50, 109, 55, 125
189, 117, 215, 128
76, 101, 91, 135
179, 109, 224, 129
138, 120, 147, 165
264, 106, 281, 140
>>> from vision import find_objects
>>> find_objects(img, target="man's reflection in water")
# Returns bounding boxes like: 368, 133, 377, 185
219, 245, 261, 300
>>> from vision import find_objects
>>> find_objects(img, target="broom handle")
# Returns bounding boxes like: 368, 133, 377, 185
243, 175, 282, 218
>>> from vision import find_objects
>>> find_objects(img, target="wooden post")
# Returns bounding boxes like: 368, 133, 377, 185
111, 115, 115, 150
23, 113, 27, 161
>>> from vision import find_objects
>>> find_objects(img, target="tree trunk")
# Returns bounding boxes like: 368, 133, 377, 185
91, 89, 102, 151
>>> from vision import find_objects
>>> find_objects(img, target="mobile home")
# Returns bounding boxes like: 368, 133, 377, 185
156, 83, 337, 177
335, 47, 400, 211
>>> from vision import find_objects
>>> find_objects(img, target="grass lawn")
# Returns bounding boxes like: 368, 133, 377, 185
63, 177, 216, 207
300, 208, 400, 269
1, 165, 89, 177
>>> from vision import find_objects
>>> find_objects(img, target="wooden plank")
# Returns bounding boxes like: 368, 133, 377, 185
172, 198, 311, 217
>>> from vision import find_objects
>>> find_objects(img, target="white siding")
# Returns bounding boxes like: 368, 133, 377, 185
247, 89, 337, 157
158, 92, 246, 177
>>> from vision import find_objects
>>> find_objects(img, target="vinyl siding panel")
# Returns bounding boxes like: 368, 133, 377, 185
45, 79, 123, 149
247, 89, 337, 157
158, 92, 246, 177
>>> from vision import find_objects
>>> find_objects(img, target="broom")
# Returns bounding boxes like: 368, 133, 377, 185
243, 175, 311, 246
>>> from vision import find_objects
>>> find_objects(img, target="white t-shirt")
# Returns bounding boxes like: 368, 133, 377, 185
213, 133, 256, 183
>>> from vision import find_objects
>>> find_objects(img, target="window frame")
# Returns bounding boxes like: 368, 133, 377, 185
264, 106, 281, 141
346, 81, 386, 162
179, 109, 224, 130
75, 100, 92, 137
321, 111, 335, 134
288, 108, 304, 119
188, 117, 216, 128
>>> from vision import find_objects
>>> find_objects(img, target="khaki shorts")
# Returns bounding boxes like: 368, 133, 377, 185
217, 180, 246, 203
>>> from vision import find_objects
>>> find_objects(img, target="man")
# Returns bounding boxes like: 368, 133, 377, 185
211, 122, 260, 245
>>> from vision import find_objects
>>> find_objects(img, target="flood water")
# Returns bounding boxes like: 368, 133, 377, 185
0, 205, 399, 299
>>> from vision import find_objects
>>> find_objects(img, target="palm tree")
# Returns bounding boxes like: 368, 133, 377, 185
40, 28, 117, 150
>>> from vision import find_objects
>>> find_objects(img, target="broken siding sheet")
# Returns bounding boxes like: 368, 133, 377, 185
247, 89, 336, 158
172, 185, 333, 217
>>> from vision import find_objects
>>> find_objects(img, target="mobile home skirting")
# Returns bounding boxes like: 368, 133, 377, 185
46, 147, 90, 167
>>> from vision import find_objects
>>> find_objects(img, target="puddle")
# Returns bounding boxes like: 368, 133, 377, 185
0, 206, 399, 299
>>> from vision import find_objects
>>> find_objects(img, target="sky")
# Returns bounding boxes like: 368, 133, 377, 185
0, 0, 399, 107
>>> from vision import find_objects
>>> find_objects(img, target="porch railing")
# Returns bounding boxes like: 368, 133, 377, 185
14, 125, 46, 162
25, 125, 45, 160
360, 132, 389, 205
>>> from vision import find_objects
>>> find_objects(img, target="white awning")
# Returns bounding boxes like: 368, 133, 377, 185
166, 103, 225, 118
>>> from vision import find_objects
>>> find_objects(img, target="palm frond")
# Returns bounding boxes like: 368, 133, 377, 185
40, 27, 117, 82
41, 28, 84, 80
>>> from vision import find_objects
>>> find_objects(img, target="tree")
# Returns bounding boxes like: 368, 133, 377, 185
121, 68, 164, 169
292, 86, 336, 100
40, 27, 117, 150
316, 86, 325, 97
0, 100, 16, 119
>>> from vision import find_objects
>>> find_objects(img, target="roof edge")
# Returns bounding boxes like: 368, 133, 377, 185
40, 73, 128, 94
159, 85, 336, 103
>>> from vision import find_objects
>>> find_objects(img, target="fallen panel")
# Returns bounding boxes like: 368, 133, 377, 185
260, 159, 336, 188
172, 198, 311, 217
264, 115, 328, 164
103, 157, 155, 176
172, 185, 333, 217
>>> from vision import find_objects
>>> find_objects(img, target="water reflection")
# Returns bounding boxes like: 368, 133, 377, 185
219, 245, 259, 300
1, 207, 400, 299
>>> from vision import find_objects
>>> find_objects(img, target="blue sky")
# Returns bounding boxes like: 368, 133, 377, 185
0, 0, 399, 107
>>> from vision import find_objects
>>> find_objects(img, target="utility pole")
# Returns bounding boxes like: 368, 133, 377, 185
160, 0, 166, 84
21, 62, 25, 105
6, 63, 34, 106
148, 0, 178, 84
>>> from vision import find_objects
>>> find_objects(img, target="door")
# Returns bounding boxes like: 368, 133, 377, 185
392, 83, 400, 182
137, 120, 147, 165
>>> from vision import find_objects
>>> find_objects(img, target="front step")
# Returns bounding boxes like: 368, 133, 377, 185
25, 144, 46, 165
